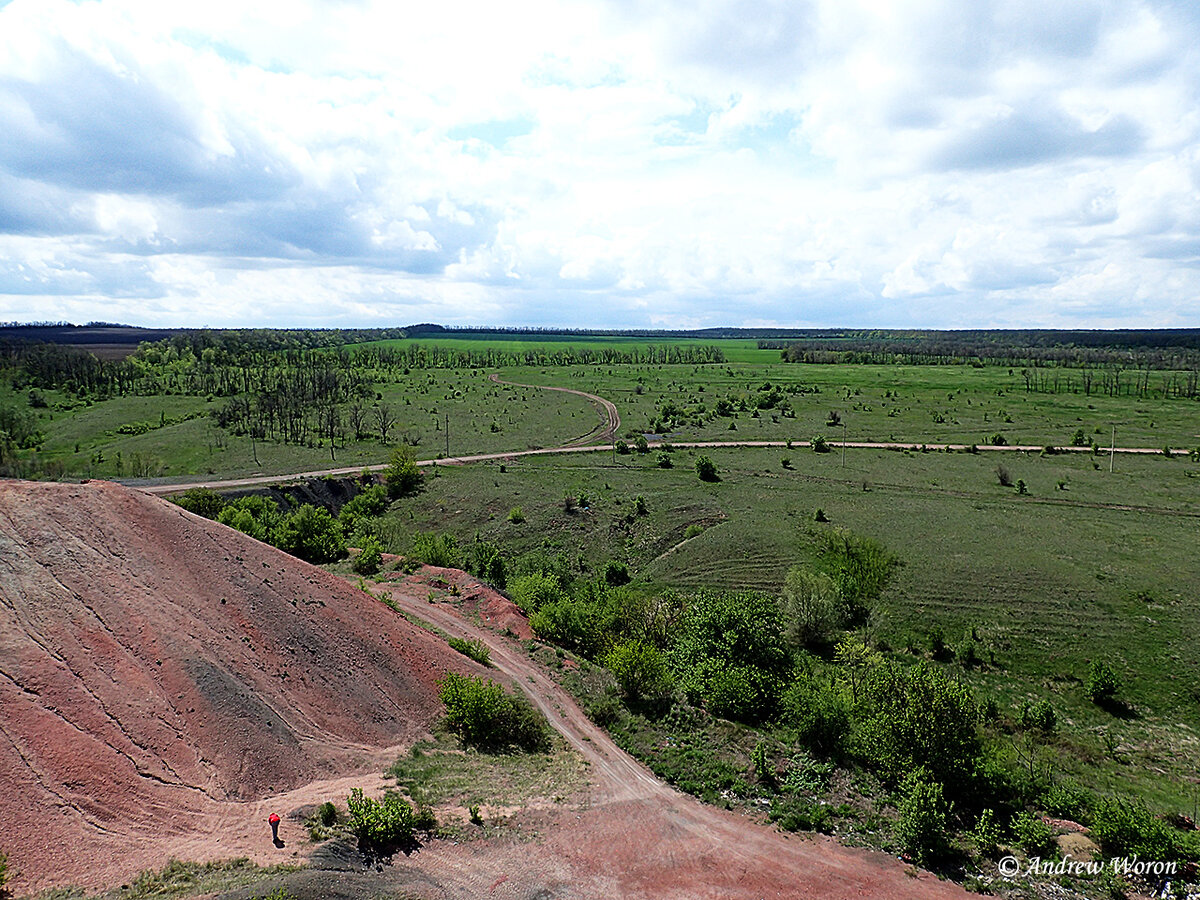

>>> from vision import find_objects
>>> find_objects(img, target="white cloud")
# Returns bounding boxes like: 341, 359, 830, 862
0, 0, 1199, 327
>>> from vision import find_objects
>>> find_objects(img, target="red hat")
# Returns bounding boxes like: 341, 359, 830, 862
268, 813, 281, 824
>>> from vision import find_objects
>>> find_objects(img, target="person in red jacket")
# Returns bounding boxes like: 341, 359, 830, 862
269, 812, 282, 846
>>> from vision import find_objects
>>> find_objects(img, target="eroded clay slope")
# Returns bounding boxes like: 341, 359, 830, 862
0, 479, 475, 889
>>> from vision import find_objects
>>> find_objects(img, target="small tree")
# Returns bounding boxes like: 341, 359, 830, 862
438, 673, 550, 752
695, 456, 719, 482
347, 788, 415, 856
781, 567, 840, 648
273, 504, 346, 563
895, 769, 950, 864
353, 536, 383, 575
1087, 660, 1121, 705
385, 444, 422, 498
603, 639, 671, 701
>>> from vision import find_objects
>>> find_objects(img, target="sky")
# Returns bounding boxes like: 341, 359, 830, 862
1, 0, 1199, 330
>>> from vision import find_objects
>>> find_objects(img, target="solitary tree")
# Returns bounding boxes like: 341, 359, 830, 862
695, 456, 719, 482
386, 444, 422, 497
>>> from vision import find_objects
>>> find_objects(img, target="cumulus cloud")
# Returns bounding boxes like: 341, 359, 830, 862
0, 0, 1198, 327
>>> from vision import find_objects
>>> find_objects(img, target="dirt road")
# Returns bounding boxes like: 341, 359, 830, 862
364, 579, 970, 900
488, 372, 621, 446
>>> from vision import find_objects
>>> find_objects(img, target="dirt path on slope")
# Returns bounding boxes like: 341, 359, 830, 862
361, 581, 970, 900
487, 372, 621, 446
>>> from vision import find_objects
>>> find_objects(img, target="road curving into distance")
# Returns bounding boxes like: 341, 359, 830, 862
134, 376, 1189, 496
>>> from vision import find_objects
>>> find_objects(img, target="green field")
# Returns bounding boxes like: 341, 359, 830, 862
379, 444, 1200, 810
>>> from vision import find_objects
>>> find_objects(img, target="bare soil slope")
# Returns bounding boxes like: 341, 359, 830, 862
0, 479, 479, 891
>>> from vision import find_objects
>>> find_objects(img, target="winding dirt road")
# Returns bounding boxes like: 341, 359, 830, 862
488, 372, 621, 446
133, 375, 1186, 497
366, 576, 970, 900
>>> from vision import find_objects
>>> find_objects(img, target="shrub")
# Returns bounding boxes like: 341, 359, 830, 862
770, 795, 832, 833
672, 591, 791, 723
781, 676, 850, 755
465, 539, 507, 588
346, 788, 415, 856
447, 636, 491, 666
410, 531, 460, 568
990, 433, 1008, 446
603, 639, 672, 701
1090, 797, 1181, 860
656, 452, 673, 468
819, 528, 894, 627
695, 456, 719, 482
603, 560, 631, 586
1011, 810, 1055, 856
385, 444, 422, 498
172, 487, 226, 519
507, 506, 525, 523
634, 435, 649, 454
318, 801, 338, 826
338, 485, 389, 535
895, 769, 950, 864
684, 524, 704, 540
972, 808, 1001, 859
273, 504, 347, 564
1087, 660, 1121, 705
509, 572, 567, 613
437, 673, 551, 753
995, 464, 1013, 487
0, 850, 7, 890
353, 536, 383, 575
614, 439, 631, 455
811, 435, 830, 452
857, 660, 980, 791
780, 567, 841, 647
1043, 781, 1095, 822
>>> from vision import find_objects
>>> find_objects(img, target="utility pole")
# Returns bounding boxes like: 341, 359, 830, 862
445, 413, 450, 458
841, 421, 847, 467
1110, 424, 1115, 473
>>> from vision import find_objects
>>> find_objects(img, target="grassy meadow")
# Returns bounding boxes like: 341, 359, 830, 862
380, 442, 1200, 811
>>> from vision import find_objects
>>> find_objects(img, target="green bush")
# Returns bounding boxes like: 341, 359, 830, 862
695, 455, 719, 482
339, 485, 389, 535
1090, 797, 1182, 860
172, 487, 226, 519
857, 660, 980, 791
819, 528, 895, 627
1042, 781, 1095, 822
346, 788, 415, 855
603, 560, 631, 586
895, 769, 951, 864
216, 495, 281, 542
780, 567, 841, 648
447, 636, 491, 666
273, 504, 347, 564
672, 591, 791, 723
318, 801, 338, 826
410, 530, 461, 568
1087, 660, 1122, 705
465, 539, 507, 587
684, 523, 704, 539
529, 598, 608, 657
1011, 810, 1055, 856
770, 795, 832, 833
972, 808, 1001, 859
352, 536, 383, 575
507, 506, 525, 523
509, 572, 567, 613
385, 444, 422, 498
603, 639, 671, 701
438, 673, 551, 753
780, 676, 851, 755
811, 434, 830, 452
0, 849, 7, 890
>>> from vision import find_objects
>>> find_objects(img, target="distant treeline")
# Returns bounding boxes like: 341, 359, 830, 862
762, 329, 1200, 369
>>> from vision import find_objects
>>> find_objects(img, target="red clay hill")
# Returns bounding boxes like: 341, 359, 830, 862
0, 479, 480, 891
